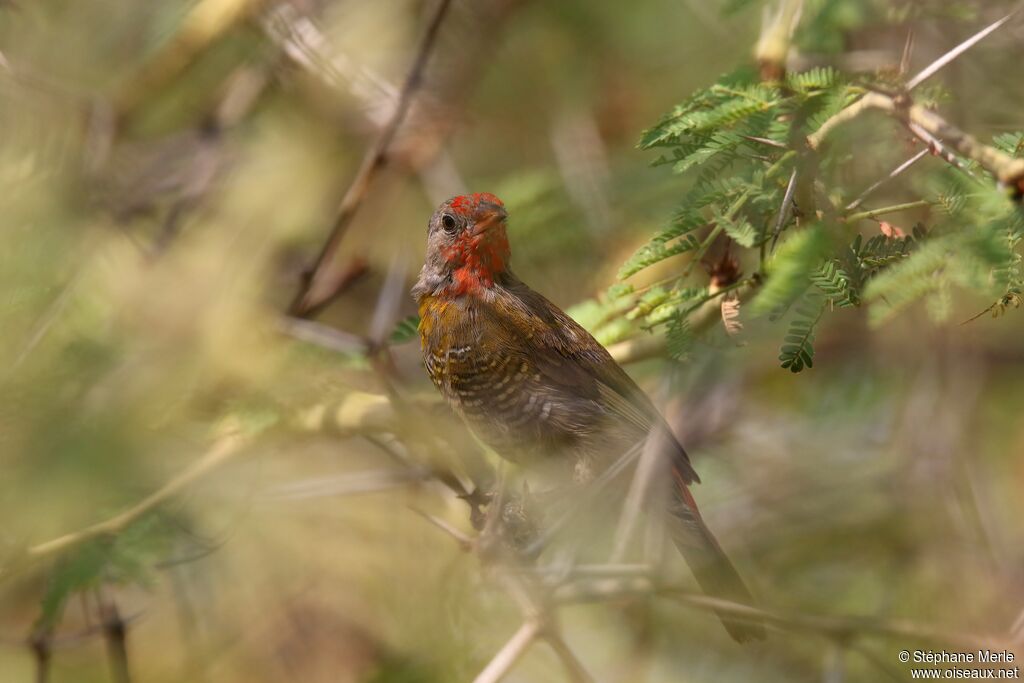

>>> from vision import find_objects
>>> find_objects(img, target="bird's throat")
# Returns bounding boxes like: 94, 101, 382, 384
450, 263, 493, 295
443, 231, 510, 296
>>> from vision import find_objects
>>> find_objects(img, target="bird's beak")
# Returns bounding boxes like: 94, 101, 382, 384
470, 210, 505, 237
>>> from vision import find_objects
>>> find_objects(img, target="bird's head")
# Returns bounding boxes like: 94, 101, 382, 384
414, 193, 511, 298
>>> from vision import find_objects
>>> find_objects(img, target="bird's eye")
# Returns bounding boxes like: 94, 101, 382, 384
441, 213, 459, 233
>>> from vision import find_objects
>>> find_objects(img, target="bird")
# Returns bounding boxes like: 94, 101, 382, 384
412, 192, 764, 642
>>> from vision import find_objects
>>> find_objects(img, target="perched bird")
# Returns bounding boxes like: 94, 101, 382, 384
413, 193, 764, 642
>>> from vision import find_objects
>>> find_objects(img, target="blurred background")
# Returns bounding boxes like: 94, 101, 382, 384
1, 0, 1023, 681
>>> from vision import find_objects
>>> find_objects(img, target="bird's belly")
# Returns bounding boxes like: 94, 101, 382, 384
426, 345, 592, 463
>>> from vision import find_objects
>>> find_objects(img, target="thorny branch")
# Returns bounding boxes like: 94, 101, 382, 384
809, 90, 1024, 194
288, 0, 456, 318
806, 6, 1024, 198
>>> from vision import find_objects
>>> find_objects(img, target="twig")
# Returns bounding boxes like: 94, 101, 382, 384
1011, 608, 1024, 639
906, 9, 1020, 91
98, 593, 131, 683
808, 91, 1024, 192
545, 632, 596, 683
907, 121, 976, 177
369, 252, 410, 345
9, 268, 84, 373
278, 317, 368, 355
483, 558, 597, 683
769, 168, 799, 255
846, 148, 930, 211
823, 642, 845, 683
555, 578, 1012, 650
263, 2, 470, 207
606, 278, 760, 365
0, 612, 145, 652
27, 426, 246, 559
755, 0, 804, 81
288, 0, 456, 317
899, 28, 915, 78
741, 134, 787, 149
472, 620, 543, 683
523, 442, 643, 557
28, 627, 52, 683
609, 432, 663, 562
411, 507, 474, 550
526, 564, 652, 580
265, 469, 430, 500
806, 92, 876, 151
845, 200, 931, 224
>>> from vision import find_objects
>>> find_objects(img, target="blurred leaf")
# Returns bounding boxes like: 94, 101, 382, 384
779, 294, 825, 373
390, 315, 421, 345
751, 225, 829, 317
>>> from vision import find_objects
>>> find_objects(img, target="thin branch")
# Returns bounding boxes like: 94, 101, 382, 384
846, 148, 929, 211
485, 559, 597, 683
899, 97, 1023, 184
28, 627, 51, 683
741, 134, 787, 149
526, 564, 652, 580
808, 91, 1024, 192
27, 427, 246, 559
555, 578, 1012, 651
806, 92, 876, 151
544, 632, 596, 683
609, 433, 663, 562
907, 121, 976, 177
288, 0, 456, 317
263, 3, 469, 207
1011, 608, 1024, 640
769, 167, 798, 255
8, 269, 84, 374
369, 252, 410, 345
906, 9, 1020, 91
606, 278, 760, 365
845, 200, 931, 224
265, 469, 430, 501
411, 507, 474, 550
899, 28, 915, 77
98, 594, 131, 683
523, 442, 643, 557
472, 620, 543, 683
277, 316, 368, 355
755, 0, 804, 80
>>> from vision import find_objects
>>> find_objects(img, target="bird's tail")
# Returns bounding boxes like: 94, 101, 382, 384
665, 469, 765, 643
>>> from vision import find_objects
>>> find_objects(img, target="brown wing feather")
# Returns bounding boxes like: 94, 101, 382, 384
497, 276, 700, 485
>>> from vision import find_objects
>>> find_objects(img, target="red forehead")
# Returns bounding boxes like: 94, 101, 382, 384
449, 192, 504, 216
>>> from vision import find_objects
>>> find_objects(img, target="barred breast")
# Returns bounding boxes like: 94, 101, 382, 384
418, 296, 591, 461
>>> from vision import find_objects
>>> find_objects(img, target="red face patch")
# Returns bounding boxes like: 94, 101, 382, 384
448, 192, 505, 217
439, 193, 509, 296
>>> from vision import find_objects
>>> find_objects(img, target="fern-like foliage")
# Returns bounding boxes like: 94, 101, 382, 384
615, 27, 1023, 373
779, 295, 825, 373
811, 260, 858, 307
666, 314, 694, 361
751, 225, 828, 317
